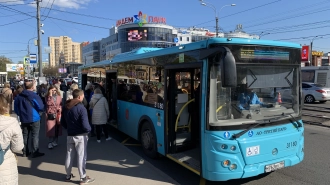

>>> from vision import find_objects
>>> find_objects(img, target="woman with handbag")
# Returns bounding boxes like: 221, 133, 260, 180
45, 85, 62, 149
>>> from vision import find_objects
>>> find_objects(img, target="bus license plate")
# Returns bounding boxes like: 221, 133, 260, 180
265, 161, 285, 172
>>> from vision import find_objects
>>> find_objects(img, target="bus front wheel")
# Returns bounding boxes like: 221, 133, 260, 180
141, 121, 158, 159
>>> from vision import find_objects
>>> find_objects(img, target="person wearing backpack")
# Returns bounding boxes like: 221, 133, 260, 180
0, 94, 24, 185
14, 80, 45, 158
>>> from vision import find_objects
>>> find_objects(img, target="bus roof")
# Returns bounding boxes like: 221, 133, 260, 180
79, 38, 301, 69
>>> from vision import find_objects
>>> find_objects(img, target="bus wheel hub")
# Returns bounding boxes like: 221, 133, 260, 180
142, 130, 152, 149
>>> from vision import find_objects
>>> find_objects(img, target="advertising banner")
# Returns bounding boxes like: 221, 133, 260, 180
58, 68, 67, 73
301, 46, 309, 61
6, 64, 24, 72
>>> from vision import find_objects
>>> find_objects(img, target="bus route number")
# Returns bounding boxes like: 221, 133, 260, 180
154, 102, 164, 110
286, 141, 297, 148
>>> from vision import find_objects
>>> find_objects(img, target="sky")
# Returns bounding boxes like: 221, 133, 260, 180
1, 0, 330, 63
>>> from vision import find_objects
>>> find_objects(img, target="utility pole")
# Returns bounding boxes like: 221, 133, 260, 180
36, 0, 43, 77
215, 16, 219, 37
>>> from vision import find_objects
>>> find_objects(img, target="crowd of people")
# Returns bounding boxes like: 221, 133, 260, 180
0, 78, 113, 184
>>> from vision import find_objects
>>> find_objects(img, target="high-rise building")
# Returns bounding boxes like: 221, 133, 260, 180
48, 36, 83, 66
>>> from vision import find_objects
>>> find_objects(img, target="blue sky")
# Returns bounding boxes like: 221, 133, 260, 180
1, 0, 330, 63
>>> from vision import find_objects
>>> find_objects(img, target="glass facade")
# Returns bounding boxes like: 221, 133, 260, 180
118, 26, 176, 52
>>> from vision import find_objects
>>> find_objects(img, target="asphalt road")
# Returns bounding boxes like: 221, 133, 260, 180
109, 123, 330, 185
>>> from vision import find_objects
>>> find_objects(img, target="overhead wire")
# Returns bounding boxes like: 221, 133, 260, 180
41, 0, 55, 21
41, 7, 117, 21
222, 0, 330, 30
0, 17, 33, 26
173, 0, 282, 28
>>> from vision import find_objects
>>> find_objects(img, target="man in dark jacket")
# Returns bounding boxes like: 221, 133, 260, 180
62, 89, 95, 184
14, 80, 45, 158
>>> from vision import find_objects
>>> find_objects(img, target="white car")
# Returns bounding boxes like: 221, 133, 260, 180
72, 77, 78, 83
302, 82, 330, 103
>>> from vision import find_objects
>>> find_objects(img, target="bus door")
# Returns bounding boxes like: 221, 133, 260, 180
165, 63, 202, 156
106, 71, 118, 126
81, 72, 88, 90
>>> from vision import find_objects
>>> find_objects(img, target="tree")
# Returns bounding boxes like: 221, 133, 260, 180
0, 56, 12, 72
43, 66, 59, 77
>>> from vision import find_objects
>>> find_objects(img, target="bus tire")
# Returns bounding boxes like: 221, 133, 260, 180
140, 121, 158, 159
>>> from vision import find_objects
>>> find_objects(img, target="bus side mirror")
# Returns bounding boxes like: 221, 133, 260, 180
220, 47, 237, 87
199, 46, 237, 87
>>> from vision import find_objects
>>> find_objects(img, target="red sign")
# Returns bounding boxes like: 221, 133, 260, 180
301, 46, 309, 61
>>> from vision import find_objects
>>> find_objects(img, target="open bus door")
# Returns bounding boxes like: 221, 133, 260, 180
81, 72, 88, 91
106, 70, 118, 127
165, 63, 202, 175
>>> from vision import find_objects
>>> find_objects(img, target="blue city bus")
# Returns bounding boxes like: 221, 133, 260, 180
78, 38, 304, 182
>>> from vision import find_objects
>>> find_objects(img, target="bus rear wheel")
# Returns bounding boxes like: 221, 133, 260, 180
141, 121, 158, 159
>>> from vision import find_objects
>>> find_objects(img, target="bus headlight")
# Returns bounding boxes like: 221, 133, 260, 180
230, 145, 236, 151
229, 164, 237, 170
221, 144, 228, 149
223, 160, 230, 167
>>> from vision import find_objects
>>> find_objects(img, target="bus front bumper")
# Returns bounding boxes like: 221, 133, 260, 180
204, 155, 303, 181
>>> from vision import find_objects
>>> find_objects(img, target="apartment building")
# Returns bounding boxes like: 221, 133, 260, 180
48, 36, 83, 66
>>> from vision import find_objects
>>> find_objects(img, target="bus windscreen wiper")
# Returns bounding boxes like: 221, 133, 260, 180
232, 119, 270, 139
288, 114, 302, 128
232, 113, 301, 139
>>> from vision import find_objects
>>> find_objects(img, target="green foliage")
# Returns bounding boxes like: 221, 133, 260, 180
0, 56, 12, 72
43, 66, 59, 77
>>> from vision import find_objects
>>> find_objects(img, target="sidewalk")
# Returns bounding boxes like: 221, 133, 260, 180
15, 114, 179, 185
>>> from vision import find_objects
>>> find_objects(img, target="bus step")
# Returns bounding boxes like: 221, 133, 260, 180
167, 150, 200, 174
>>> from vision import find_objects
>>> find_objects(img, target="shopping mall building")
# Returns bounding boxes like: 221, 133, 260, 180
82, 11, 259, 64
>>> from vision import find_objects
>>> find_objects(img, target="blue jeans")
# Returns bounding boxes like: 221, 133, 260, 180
21, 121, 40, 154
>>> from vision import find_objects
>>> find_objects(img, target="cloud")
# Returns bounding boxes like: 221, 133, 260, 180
39, 0, 95, 9
0, 0, 24, 5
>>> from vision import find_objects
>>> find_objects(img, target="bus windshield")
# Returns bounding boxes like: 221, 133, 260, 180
208, 60, 300, 127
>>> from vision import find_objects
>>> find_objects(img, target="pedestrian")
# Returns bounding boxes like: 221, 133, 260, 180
0, 94, 24, 185
45, 85, 62, 149
110, 78, 117, 123
38, 83, 47, 105
0, 83, 13, 114
67, 83, 88, 108
89, 88, 111, 143
13, 86, 23, 100
54, 83, 64, 99
84, 83, 95, 137
14, 80, 45, 158
61, 89, 95, 184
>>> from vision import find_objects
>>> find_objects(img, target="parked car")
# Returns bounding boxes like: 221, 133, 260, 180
64, 78, 72, 86
72, 77, 78, 83
302, 82, 330, 103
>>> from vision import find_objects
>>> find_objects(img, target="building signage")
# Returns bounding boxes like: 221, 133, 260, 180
301, 46, 309, 61
116, 11, 166, 27
6, 64, 24, 72
312, 51, 323, 56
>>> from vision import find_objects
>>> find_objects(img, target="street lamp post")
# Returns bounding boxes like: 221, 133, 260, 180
200, 0, 236, 37
303, 36, 323, 66
311, 36, 323, 66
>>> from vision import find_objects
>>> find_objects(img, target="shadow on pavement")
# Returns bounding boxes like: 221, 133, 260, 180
17, 113, 177, 184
